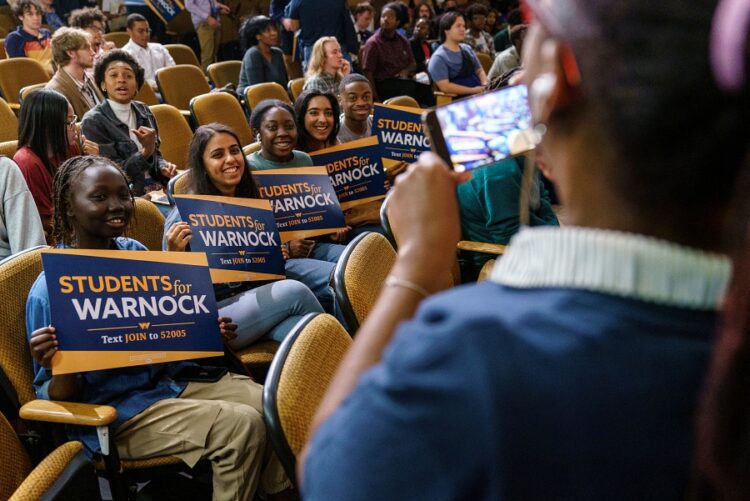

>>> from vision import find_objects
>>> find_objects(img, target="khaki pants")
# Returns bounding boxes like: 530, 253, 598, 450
197, 22, 221, 72
115, 373, 289, 500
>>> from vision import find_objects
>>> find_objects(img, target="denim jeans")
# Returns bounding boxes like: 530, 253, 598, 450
344, 226, 386, 243
219, 279, 324, 349
308, 242, 345, 262
284, 246, 349, 331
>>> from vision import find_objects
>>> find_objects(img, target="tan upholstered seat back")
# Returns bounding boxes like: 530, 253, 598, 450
263, 313, 352, 485
103, 31, 129, 48
0, 139, 17, 157
0, 98, 18, 141
287, 77, 305, 101
190, 92, 254, 146
384, 95, 420, 108
0, 246, 47, 408
207, 60, 241, 88
134, 83, 159, 106
275, 314, 351, 454
156, 64, 210, 111
244, 82, 291, 111
0, 58, 49, 107
164, 44, 200, 67
333, 232, 396, 331
150, 104, 193, 170
0, 413, 32, 500
127, 198, 166, 251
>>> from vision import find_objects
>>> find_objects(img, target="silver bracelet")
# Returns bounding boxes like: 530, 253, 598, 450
384, 276, 430, 299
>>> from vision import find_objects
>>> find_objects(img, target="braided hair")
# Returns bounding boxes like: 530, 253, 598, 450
52, 156, 134, 247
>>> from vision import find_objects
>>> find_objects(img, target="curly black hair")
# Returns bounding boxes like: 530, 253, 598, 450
239, 15, 276, 52
93, 49, 146, 97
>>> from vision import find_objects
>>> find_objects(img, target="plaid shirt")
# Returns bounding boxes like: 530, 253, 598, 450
464, 29, 495, 58
303, 72, 341, 95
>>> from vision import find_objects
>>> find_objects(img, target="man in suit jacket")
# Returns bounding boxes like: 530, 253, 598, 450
46, 27, 104, 118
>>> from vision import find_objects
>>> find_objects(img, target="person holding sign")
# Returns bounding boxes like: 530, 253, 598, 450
247, 100, 347, 260
246, 101, 347, 318
27, 156, 291, 500
164, 123, 325, 349
337, 73, 374, 144
294, 90, 341, 153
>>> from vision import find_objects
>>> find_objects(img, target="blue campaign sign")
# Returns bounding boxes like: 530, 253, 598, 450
251, 166, 347, 241
174, 195, 285, 284
145, 0, 184, 23
42, 249, 222, 375
309, 136, 388, 210
372, 103, 431, 170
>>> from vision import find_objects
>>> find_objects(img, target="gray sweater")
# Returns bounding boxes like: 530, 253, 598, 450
0, 157, 46, 259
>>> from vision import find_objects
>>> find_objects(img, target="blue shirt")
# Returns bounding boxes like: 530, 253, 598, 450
26, 237, 196, 456
428, 43, 480, 83
303, 227, 730, 500
305, 284, 716, 500
284, 0, 345, 47
43, 10, 64, 31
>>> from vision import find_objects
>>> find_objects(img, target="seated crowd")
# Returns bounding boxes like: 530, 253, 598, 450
1, 0, 749, 499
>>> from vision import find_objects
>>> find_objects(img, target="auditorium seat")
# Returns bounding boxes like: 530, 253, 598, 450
263, 312, 351, 486
0, 97, 17, 141
207, 60, 241, 89
156, 65, 210, 115
0, 412, 97, 500
190, 92, 254, 147
127, 198, 166, 251
244, 82, 291, 112
18, 83, 46, 104
150, 104, 193, 170
103, 31, 129, 48
332, 232, 396, 332
164, 44, 200, 68
0, 58, 50, 112
384, 95, 420, 108
0, 246, 191, 501
287, 77, 305, 101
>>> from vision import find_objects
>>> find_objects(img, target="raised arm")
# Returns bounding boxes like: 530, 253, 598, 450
302, 153, 471, 475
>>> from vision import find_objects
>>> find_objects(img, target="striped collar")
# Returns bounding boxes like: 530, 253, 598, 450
490, 227, 731, 310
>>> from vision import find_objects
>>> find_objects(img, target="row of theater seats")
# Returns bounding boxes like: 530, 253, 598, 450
0, 225, 401, 499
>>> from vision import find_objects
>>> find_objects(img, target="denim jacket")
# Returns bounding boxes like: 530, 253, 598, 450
81, 100, 169, 196
26, 237, 194, 456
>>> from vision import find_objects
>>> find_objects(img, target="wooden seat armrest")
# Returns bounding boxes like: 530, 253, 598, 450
9, 102, 20, 111
433, 91, 458, 107
20, 399, 118, 427
180, 110, 191, 118
457, 240, 507, 255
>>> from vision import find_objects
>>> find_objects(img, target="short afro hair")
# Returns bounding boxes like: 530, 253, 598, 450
94, 49, 146, 95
